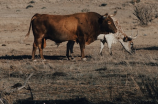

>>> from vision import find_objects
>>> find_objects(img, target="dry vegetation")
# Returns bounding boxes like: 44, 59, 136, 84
0, 0, 158, 104
133, 3, 158, 26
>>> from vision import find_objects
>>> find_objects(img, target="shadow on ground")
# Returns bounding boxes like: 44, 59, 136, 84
0, 55, 67, 60
0, 55, 92, 61
136, 46, 158, 50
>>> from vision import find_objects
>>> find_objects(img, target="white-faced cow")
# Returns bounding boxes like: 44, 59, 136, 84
97, 17, 137, 55
24, 12, 117, 61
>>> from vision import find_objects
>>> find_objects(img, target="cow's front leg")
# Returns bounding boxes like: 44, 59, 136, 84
66, 41, 75, 60
69, 41, 75, 59
66, 41, 71, 60
79, 42, 86, 61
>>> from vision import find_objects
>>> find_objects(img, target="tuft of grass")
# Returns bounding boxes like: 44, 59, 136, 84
29, 0, 35, 4
41, 7, 46, 9
2, 44, 6, 46
26, 5, 33, 9
99, 3, 107, 7
81, 8, 90, 13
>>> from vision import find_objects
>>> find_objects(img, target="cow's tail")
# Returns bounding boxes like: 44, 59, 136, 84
23, 14, 37, 42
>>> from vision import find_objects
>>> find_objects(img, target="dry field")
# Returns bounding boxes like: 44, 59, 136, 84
1, 0, 158, 104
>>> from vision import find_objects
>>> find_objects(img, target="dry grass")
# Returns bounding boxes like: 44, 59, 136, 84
0, 44, 158, 104
133, 3, 158, 26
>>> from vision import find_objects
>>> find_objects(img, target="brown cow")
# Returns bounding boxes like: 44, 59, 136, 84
68, 17, 137, 58
25, 12, 117, 61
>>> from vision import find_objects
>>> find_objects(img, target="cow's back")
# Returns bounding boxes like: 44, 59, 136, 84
32, 14, 80, 42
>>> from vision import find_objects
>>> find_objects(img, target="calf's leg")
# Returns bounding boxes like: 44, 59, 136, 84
100, 40, 106, 56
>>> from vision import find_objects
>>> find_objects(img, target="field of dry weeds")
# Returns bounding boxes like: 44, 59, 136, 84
1, 0, 158, 104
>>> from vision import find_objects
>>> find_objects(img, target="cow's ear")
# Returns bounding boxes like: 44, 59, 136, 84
98, 16, 104, 24
98, 14, 108, 24
102, 13, 108, 19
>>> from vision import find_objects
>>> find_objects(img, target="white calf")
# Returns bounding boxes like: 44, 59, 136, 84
97, 17, 137, 55
97, 33, 117, 55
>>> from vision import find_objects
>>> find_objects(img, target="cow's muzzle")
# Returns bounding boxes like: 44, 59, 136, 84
130, 47, 135, 54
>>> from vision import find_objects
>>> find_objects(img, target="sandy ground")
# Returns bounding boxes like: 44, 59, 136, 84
1, 0, 158, 104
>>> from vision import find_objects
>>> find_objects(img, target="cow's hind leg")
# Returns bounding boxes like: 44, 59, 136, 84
32, 42, 37, 61
38, 38, 45, 60
32, 37, 45, 61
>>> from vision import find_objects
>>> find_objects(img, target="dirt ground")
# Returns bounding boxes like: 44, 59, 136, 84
1, 0, 158, 104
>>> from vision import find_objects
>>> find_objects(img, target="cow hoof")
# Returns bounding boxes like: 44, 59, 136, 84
71, 58, 76, 61
82, 58, 87, 61
32, 59, 37, 62
42, 59, 46, 61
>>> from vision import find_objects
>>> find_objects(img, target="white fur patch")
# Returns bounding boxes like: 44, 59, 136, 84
97, 34, 105, 40
104, 33, 118, 44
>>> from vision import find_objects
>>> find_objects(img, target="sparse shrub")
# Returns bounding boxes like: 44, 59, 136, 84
29, 0, 35, 4
131, 0, 141, 5
133, 3, 157, 26
41, 7, 46, 9
81, 8, 90, 13
16, 10, 20, 12
155, 13, 158, 18
99, 3, 107, 7
26, 5, 33, 9
2, 44, 6, 46
115, 7, 122, 10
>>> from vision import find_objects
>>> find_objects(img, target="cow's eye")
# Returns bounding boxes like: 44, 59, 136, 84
108, 21, 111, 25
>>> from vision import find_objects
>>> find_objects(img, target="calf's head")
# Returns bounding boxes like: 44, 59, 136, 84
119, 36, 135, 54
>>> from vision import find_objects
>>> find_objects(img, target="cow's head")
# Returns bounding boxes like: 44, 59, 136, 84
119, 30, 138, 54
119, 36, 135, 54
99, 13, 117, 34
